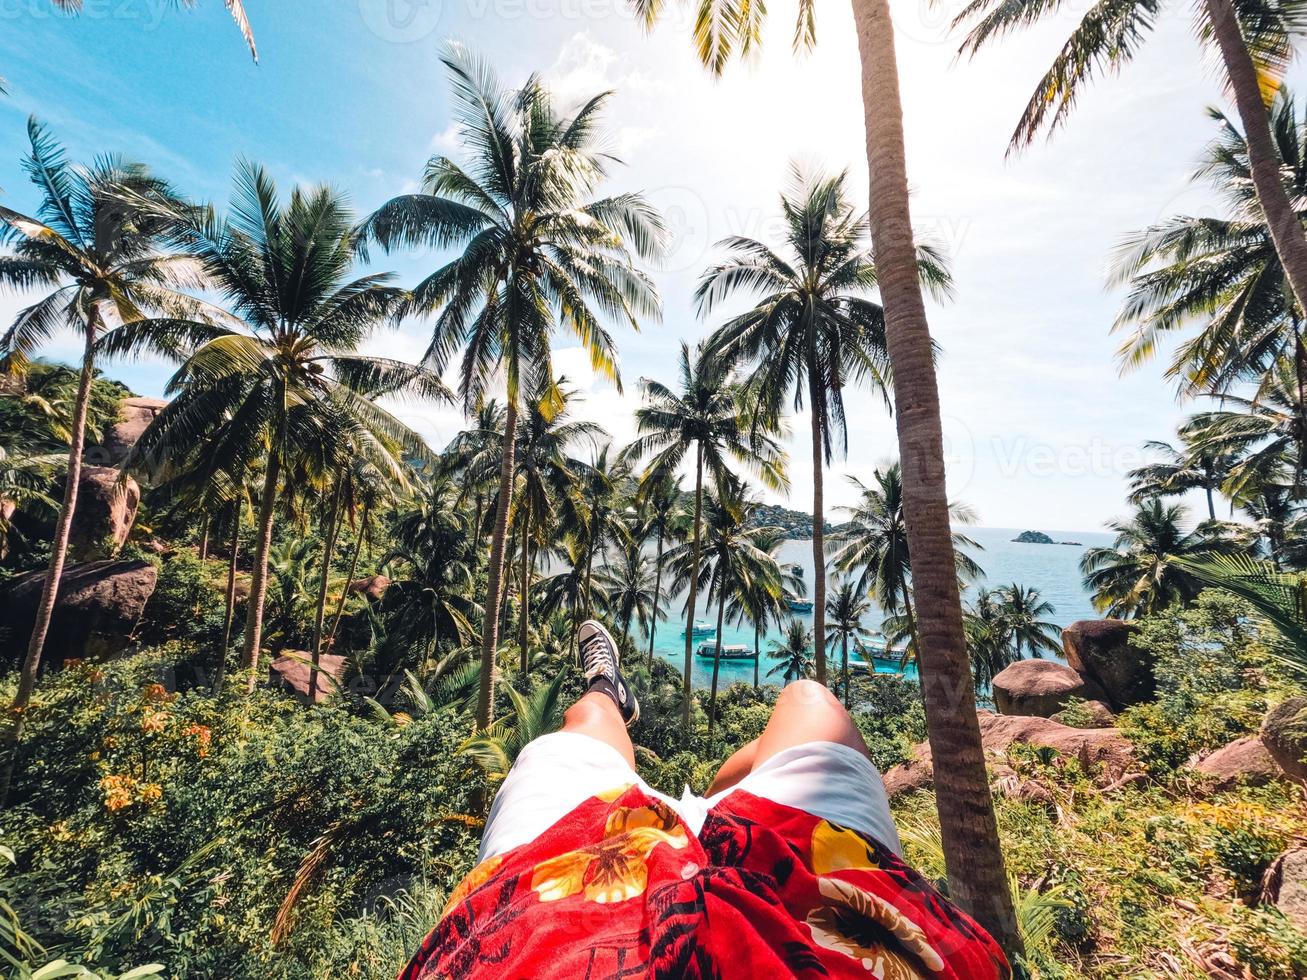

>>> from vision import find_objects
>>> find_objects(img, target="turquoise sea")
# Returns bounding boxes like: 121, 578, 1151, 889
639, 526, 1116, 689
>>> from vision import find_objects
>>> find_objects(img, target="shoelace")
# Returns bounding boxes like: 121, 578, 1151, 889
581, 632, 614, 671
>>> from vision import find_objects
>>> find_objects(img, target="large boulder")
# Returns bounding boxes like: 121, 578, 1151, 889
1262, 849, 1307, 934
89, 396, 168, 466
881, 711, 1135, 797
1189, 736, 1284, 792
1061, 619, 1152, 710
1050, 699, 1116, 729
1261, 697, 1307, 785
0, 559, 157, 663
68, 467, 140, 560
347, 575, 391, 602
992, 659, 1106, 717
269, 652, 346, 705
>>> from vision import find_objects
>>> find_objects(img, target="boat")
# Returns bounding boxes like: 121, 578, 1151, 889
787, 599, 814, 613
851, 639, 905, 673
696, 642, 756, 661
683, 620, 716, 638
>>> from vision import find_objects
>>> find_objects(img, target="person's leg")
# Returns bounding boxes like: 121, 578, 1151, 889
561, 690, 636, 769
706, 738, 758, 795
753, 679, 871, 766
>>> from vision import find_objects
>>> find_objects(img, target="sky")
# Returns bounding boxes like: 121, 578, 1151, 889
0, 0, 1294, 533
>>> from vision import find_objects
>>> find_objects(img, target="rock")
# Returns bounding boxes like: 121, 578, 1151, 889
1190, 736, 1284, 791
1050, 699, 1116, 729
0, 559, 157, 663
269, 652, 346, 704
1012, 530, 1055, 544
992, 660, 1106, 718
1061, 619, 1153, 710
881, 711, 1135, 797
88, 396, 168, 466
348, 575, 390, 601
1262, 849, 1307, 934
1261, 697, 1307, 785
68, 467, 140, 560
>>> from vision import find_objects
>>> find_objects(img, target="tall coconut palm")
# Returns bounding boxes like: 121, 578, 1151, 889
623, 341, 787, 729
1128, 439, 1232, 521
0, 121, 218, 790
109, 161, 448, 695
954, 0, 1307, 332
1081, 499, 1245, 617
767, 619, 816, 684
636, 471, 687, 667
829, 462, 983, 663
1111, 95, 1307, 400
510, 385, 600, 667
700, 166, 952, 685
362, 48, 664, 729
563, 444, 634, 638
667, 486, 784, 737
963, 588, 1014, 693
995, 583, 1061, 659
628, 0, 1021, 947
443, 399, 507, 559
728, 524, 805, 689
594, 538, 661, 645
825, 580, 873, 707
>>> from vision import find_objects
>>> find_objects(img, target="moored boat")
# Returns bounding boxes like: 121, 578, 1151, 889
683, 620, 716, 638
787, 599, 814, 613
696, 642, 756, 661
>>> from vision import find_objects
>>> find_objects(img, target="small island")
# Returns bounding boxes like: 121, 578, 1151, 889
1013, 530, 1083, 546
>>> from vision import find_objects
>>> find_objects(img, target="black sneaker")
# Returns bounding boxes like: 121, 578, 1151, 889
578, 619, 640, 727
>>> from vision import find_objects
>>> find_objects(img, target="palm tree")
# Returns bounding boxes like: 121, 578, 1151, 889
0, 121, 216, 784
767, 619, 815, 684
667, 486, 784, 737
825, 580, 873, 707
636, 471, 686, 668
700, 166, 952, 685
829, 461, 983, 664
953, 0, 1307, 334
47, 0, 258, 60
594, 539, 661, 645
628, 0, 1021, 950
362, 49, 664, 730
623, 341, 787, 729
110, 161, 447, 696
508, 385, 600, 668
728, 524, 805, 689
443, 400, 507, 559
1111, 95, 1307, 401
995, 584, 1062, 659
564, 445, 633, 639
1128, 439, 1231, 521
964, 588, 1014, 693
1081, 499, 1244, 618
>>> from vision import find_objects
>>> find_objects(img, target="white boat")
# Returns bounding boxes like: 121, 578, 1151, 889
696, 642, 756, 661
787, 599, 814, 613
683, 620, 716, 638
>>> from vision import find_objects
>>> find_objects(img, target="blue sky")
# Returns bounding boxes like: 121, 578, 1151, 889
0, 0, 1294, 532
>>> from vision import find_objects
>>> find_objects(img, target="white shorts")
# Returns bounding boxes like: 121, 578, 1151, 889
478, 732, 902, 862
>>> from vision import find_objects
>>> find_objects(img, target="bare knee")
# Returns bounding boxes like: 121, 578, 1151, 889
778, 679, 840, 712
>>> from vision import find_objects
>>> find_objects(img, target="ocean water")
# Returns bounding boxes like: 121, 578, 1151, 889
639, 526, 1116, 689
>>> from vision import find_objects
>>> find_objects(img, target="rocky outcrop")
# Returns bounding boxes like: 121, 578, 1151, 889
1262, 849, 1307, 934
269, 652, 346, 704
347, 575, 391, 602
1050, 699, 1116, 729
1061, 619, 1152, 710
1190, 736, 1284, 791
881, 711, 1135, 797
992, 660, 1106, 718
68, 467, 140, 560
1261, 697, 1307, 785
0, 559, 157, 663
89, 396, 167, 466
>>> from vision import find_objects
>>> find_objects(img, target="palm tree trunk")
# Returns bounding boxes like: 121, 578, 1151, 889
198, 516, 210, 562
327, 502, 369, 649
707, 586, 727, 740
2, 311, 100, 804
899, 581, 921, 660
1295, 328, 1307, 492
648, 528, 665, 669
753, 622, 760, 688
850, 0, 1021, 953
241, 448, 282, 691
475, 398, 518, 730
309, 478, 345, 702
808, 355, 828, 685
682, 443, 705, 731
473, 491, 484, 557
1207, 0, 1307, 312
215, 502, 243, 695
842, 634, 850, 708
518, 513, 532, 672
